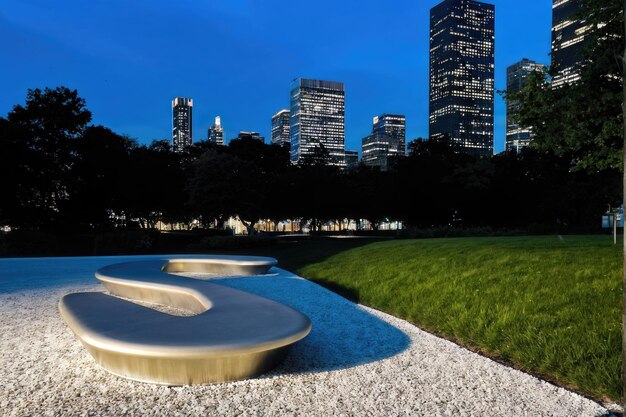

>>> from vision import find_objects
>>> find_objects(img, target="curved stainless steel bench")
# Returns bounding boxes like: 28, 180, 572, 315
59, 256, 312, 385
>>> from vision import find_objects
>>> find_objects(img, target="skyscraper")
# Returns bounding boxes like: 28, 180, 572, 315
172, 97, 193, 153
373, 114, 406, 157
362, 114, 406, 171
271, 109, 291, 147
429, 0, 495, 157
551, 0, 587, 88
506, 59, 546, 153
208, 116, 224, 146
290, 78, 345, 166
362, 133, 391, 171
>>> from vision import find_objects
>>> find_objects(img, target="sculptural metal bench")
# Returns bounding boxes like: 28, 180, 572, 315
59, 255, 312, 385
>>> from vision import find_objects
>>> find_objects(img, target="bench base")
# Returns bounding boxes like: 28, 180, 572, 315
84, 343, 289, 385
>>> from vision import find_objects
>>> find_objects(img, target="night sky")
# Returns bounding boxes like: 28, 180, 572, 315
1, 0, 552, 153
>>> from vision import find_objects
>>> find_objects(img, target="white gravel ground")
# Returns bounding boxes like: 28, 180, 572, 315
0, 256, 614, 416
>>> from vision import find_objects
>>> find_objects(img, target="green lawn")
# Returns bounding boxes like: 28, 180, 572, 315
290, 235, 622, 401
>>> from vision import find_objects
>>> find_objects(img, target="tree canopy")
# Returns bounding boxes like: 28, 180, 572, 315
511, 0, 624, 171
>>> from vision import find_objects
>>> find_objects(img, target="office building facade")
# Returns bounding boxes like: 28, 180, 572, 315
208, 116, 224, 146
551, 0, 587, 87
362, 114, 406, 171
172, 97, 193, 153
429, 0, 495, 157
289, 78, 345, 166
271, 109, 291, 146
373, 114, 406, 157
505, 59, 546, 153
362, 133, 391, 171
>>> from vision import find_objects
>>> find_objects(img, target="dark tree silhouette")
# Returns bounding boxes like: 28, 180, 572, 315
0, 84, 620, 239
64, 125, 137, 227
5, 87, 92, 227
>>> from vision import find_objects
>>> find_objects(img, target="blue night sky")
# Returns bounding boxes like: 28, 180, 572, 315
1, 0, 552, 153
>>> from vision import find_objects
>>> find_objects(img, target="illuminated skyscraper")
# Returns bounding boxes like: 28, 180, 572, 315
551, 0, 587, 87
172, 97, 193, 153
362, 133, 392, 171
271, 109, 291, 146
290, 78, 345, 166
506, 59, 546, 153
362, 114, 406, 171
208, 116, 224, 146
429, 0, 495, 157
373, 114, 406, 157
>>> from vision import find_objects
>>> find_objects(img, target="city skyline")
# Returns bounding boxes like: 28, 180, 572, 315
1, 0, 553, 153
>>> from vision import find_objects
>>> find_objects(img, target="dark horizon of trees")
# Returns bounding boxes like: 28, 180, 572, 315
0, 87, 621, 234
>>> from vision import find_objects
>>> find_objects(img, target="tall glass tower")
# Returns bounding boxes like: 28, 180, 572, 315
429, 0, 495, 157
506, 59, 546, 153
271, 109, 291, 146
289, 78, 345, 166
172, 97, 193, 153
551, 0, 587, 87
208, 116, 224, 146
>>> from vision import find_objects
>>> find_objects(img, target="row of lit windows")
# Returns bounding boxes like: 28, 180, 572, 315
554, 34, 586, 51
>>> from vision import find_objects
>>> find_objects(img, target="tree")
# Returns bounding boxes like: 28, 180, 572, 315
512, 0, 623, 171
123, 140, 185, 229
396, 136, 475, 227
336, 166, 396, 231
187, 148, 262, 233
0, 117, 25, 226
6, 87, 92, 227
65, 125, 137, 228
300, 143, 333, 167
